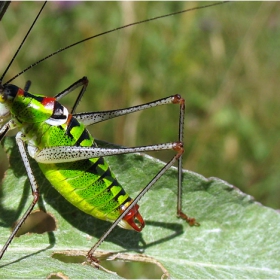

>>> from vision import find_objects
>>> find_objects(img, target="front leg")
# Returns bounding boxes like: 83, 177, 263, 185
0, 132, 40, 259
0, 120, 17, 142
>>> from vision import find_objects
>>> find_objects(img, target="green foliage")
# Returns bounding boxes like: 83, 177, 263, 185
0, 137, 280, 278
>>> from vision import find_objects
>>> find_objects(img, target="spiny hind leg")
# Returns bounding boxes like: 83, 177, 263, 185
34, 94, 198, 226
74, 94, 184, 125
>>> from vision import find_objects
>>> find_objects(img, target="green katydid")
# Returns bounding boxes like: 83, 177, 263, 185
0, 1, 226, 266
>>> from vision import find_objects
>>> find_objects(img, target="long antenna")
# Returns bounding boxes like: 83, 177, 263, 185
3, 1, 228, 86
0, 1, 10, 22
0, 1, 47, 85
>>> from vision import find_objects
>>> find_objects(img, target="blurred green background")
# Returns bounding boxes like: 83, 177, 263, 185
0, 2, 279, 212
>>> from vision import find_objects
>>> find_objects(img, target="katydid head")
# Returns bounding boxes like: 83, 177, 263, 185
0, 84, 18, 103
0, 83, 68, 125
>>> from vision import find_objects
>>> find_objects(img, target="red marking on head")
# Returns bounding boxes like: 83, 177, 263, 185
42, 97, 56, 106
121, 203, 145, 232
17, 88, 24, 96
41, 97, 56, 111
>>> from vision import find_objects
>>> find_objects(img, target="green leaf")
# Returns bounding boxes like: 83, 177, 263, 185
0, 136, 280, 278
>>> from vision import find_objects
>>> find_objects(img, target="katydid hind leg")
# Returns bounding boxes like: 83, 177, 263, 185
75, 95, 181, 126
86, 95, 198, 263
